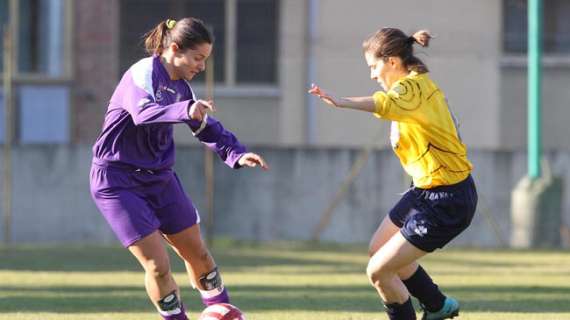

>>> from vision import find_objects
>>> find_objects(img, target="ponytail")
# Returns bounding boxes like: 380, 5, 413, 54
405, 30, 432, 73
410, 30, 432, 48
143, 20, 170, 55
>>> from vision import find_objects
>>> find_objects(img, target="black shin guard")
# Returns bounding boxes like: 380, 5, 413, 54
199, 267, 223, 291
158, 290, 181, 314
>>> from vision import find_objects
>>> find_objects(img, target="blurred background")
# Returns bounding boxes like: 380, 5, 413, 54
1, 0, 569, 248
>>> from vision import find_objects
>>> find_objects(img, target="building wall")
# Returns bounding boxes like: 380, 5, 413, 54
172, 0, 504, 148
302, 0, 503, 148
1, 146, 569, 247
72, 0, 570, 151
500, 60, 570, 150
72, 0, 120, 144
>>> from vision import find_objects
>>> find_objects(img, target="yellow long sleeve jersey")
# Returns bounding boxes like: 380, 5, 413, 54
373, 71, 473, 188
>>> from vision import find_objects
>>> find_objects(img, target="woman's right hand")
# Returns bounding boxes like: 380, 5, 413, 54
189, 99, 216, 121
308, 83, 339, 107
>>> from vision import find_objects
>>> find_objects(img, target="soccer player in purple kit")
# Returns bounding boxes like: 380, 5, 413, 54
89, 18, 268, 320
309, 28, 477, 320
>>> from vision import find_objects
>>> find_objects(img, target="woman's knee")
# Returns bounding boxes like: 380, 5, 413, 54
144, 258, 172, 279
366, 259, 394, 287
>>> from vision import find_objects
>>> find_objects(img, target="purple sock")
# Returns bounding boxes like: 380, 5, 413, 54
201, 287, 230, 306
402, 265, 445, 312
160, 304, 188, 320
385, 297, 416, 320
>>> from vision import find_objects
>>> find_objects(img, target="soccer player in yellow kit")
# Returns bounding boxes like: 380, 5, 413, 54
309, 28, 477, 320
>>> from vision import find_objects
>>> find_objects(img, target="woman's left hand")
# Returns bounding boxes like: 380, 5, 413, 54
189, 99, 216, 121
238, 153, 269, 170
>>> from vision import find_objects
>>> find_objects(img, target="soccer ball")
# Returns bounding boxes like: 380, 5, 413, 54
198, 303, 245, 320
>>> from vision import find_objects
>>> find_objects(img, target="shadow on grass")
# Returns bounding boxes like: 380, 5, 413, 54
0, 284, 380, 313
1, 284, 570, 314
0, 246, 365, 273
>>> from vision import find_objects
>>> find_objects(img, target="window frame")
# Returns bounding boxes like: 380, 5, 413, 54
502, 0, 570, 65
190, 0, 280, 97
4, 0, 75, 83
1, 0, 74, 145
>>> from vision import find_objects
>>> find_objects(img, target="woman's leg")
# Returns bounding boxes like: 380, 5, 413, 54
368, 231, 427, 302
163, 224, 229, 306
128, 231, 187, 320
371, 216, 453, 319
367, 231, 427, 319
369, 216, 419, 279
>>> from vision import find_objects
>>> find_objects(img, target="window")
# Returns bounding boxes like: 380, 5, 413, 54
236, 0, 278, 84
0, 0, 8, 73
18, 0, 66, 76
503, 0, 570, 54
0, 0, 72, 144
1, 0, 71, 143
120, 0, 279, 85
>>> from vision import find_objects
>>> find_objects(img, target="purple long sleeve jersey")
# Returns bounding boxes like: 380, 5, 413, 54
92, 56, 247, 170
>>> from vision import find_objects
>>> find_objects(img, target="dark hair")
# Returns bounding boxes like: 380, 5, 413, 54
143, 17, 214, 55
362, 28, 432, 73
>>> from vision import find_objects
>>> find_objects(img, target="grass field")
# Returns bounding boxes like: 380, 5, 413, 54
1, 241, 570, 320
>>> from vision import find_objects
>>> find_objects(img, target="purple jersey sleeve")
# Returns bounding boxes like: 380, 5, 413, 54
113, 69, 192, 126
189, 115, 247, 169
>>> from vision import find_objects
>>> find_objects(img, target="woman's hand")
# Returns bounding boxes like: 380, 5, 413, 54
238, 153, 269, 170
189, 99, 216, 121
308, 83, 340, 107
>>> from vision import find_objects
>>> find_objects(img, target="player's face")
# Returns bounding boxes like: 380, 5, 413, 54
365, 51, 388, 91
365, 51, 400, 91
172, 42, 212, 81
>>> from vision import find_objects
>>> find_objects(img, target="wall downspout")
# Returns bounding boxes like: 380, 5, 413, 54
305, 0, 318, 144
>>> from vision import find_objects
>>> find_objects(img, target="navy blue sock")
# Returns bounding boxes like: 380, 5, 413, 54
385, 297, 416, 320
402, 265, 445, 312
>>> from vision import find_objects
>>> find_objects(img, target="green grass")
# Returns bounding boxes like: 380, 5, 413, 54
1, 241, 570, 319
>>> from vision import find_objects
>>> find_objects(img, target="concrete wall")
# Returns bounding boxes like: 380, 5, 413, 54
1, 145, 569, 248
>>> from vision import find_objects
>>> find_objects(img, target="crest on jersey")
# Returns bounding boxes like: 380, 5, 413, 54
156, 89, 164, 102
392, 84, 404, 95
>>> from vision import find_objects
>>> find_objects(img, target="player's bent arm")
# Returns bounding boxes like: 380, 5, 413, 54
336, 96, 376, 113
187, 115, 248, 169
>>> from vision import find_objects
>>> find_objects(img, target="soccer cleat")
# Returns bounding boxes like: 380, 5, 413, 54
421, 297, 460, 320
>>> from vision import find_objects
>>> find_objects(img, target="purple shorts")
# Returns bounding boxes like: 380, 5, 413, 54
90, 161, 200, 247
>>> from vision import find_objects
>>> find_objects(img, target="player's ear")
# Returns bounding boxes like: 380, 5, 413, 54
388, 56, 403, 69
169, 42, 180, 53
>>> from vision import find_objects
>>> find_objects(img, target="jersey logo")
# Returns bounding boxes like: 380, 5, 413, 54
156, 86, 177, 103
156, 89, 164, 102
413, 220, 428, 237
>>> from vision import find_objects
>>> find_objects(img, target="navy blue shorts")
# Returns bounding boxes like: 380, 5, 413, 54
389, 175, 477, 252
